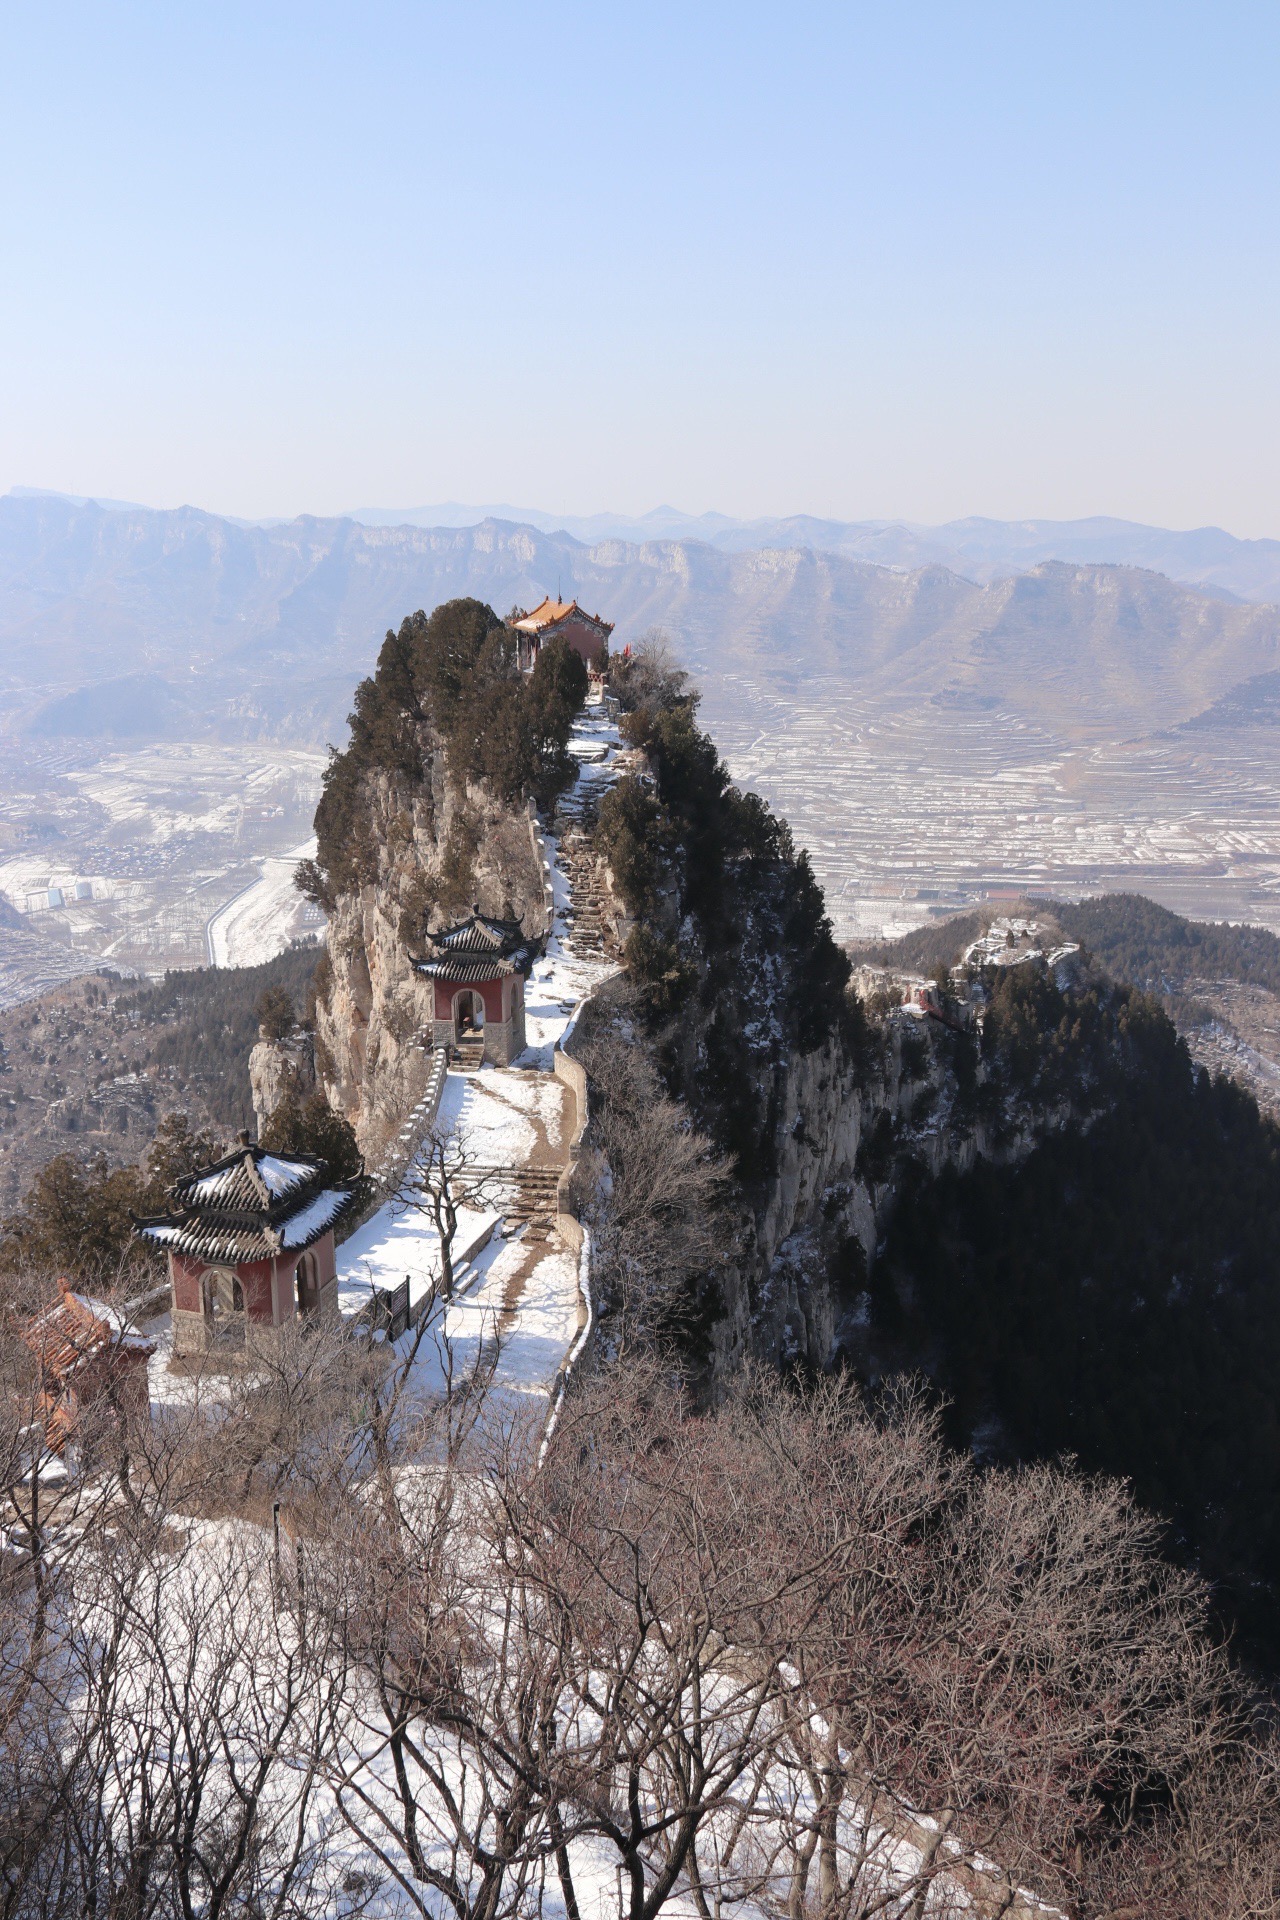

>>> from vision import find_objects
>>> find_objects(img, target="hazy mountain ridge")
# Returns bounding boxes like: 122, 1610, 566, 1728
5, 493, 1280, 749
336, 497, 1280, 603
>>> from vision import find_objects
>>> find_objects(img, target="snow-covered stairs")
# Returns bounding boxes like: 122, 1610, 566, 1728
464, 1162, 562, 1226
557, 824, 612, 957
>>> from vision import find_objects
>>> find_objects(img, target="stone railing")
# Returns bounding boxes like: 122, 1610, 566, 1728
359, 1043, 450, 1215
540, 1223, 593, 1463
552, 1046, 588, 1238
526, 797, 556, 939
541, 1040, 595, 1455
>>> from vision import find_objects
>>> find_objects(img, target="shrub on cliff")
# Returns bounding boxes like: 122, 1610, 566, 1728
260, 1092, 364, 1185
254, 984, 296, 1041
298, 601, 587, 910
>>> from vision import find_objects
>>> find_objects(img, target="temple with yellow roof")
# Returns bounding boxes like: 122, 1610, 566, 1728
511, 596, 613, 673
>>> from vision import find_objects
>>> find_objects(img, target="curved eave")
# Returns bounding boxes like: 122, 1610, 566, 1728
416, 957, 524, 982
134, 1185, 360, 1264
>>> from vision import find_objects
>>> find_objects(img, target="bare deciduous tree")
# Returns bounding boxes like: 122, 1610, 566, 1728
396, 1126, 509, 1302
577, 1033, 730, 1353
1, 1249, 1277, 1920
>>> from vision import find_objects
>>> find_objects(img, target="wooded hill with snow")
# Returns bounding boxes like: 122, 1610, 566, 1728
5, 613, 1280, 1915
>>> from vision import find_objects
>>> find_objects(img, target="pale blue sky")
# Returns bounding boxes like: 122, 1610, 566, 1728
1, 2, 1277, 532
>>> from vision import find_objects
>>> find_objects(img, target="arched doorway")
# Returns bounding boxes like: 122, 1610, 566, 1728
452, 989, 485, 1041
203, 1267, 245, 1347
295, 1249, 320, 1317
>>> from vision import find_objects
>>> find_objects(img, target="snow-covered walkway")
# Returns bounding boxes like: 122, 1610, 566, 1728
335, 696, 621, 1406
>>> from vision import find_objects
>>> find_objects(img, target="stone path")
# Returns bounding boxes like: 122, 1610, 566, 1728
334, 694, 622, 1404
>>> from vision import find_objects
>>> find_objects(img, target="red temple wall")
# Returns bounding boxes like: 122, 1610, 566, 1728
238, 1258, 275, 1320
434, 976, 507, 1021
170, 1250, 283, 1323
554, 617, 607, 663
171, 1253, 203, 1313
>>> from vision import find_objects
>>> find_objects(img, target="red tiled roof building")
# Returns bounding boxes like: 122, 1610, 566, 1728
511, 597, 613, 673
22, 1280, 155, 1451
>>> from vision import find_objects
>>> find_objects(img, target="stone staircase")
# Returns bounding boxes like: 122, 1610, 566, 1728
464, 1162, 563, 1227
558, 825, 612, 956
452, 1036, 485, 1073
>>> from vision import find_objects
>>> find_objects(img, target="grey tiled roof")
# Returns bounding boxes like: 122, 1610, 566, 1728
432, 913, 527, 955
136, 1185, 358, 1264
417, 956, 519, 982
133, 1140, 359, 1264
418, 912, 533, 980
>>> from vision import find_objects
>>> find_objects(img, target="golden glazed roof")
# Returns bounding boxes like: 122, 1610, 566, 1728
512, 597, 613, 636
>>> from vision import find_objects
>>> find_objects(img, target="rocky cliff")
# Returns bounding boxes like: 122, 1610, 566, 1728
313, 766, 544, 1156
301, 598, 586, 1156
577, 950, 1087, 1398
577, 654, 1133, 1394
693, 1001, 1094, 1393
248, 1025, 316, 1132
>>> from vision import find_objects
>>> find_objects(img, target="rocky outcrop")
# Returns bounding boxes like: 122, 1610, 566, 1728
313, 758, 546, 1158
706, 994, 1110, 1394
248, 1026, 316, 1133
576, 969, 1092, 1400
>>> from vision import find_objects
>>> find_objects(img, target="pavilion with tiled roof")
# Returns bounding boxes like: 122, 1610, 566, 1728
417, 911, 533, 1065
134, 1133, 358, 1355
22, 1280, 154, 1450
510, 597, 613, 673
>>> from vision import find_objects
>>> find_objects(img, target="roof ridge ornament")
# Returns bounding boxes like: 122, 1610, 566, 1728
243, 1150, 272, 1208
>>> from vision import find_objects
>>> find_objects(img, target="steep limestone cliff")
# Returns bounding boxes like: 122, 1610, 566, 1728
579, 958, 1083, 1397
300, 599, 587, 1157
314, 768, 545, 1156
694, 1004, 1093, 1392
579, 651, 1130, 1395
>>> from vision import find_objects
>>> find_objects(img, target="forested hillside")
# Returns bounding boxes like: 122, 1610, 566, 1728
869, 961, 1280, 1661
595, 646, 854, 1178
583, 680, 1280, 1665
1054, 890, 1280, 992
0, 947, 319, 1207
858, 890, 1280, 993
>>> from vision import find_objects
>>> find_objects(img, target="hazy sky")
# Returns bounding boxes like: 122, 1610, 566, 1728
2, 2, 1278, 534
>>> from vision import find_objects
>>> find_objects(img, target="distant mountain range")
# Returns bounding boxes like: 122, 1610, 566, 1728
5, 490, 1280, 748
16, 485, 1280, 604
337, 499, 1280, 605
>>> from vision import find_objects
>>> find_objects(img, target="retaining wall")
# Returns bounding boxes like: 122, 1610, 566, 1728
341, 1043, 450, 1248
552, 1046, 589, 1249
527, 798, 556, 938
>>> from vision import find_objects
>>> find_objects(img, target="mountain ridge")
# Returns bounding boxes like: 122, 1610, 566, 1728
13, 486, 1280, 600
333, 499, 1280, 602
4, 492, 1280, 749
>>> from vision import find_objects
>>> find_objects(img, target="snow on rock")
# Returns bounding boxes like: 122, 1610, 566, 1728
334, 695, 621, 1408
